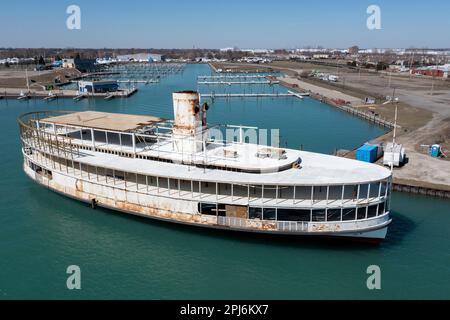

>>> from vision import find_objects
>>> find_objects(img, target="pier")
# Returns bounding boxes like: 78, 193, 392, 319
198, 75, 274, 80
117, 79, 159, 84
0, 87, 138, 100
200, 91, 309, 100
198, 80, 279, 85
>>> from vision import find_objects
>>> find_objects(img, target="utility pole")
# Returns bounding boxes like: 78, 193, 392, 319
25, 69, 30, 93
391, 88, 398, 173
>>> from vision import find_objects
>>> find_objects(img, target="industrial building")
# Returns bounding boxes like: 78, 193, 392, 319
116, 53, 164, 63
411, 64, 450, 78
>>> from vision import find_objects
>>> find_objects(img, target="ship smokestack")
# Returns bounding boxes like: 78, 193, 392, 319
172, 91, 204, 154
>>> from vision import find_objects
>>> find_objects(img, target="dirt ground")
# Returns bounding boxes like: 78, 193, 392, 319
0, 68, 81, 90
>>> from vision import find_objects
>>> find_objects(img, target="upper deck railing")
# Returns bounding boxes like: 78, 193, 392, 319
19, 111, 296, 174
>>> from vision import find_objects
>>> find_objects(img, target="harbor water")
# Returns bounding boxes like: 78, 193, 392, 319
0, 64, 449, 299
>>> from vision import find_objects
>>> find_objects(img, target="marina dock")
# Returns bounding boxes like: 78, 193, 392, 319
0, 87, 138, 100
198, 75, 273, 80
198, 80, 279, 85
200, 91, 309, 100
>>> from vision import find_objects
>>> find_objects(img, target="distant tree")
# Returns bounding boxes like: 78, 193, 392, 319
38, 56, 45, 65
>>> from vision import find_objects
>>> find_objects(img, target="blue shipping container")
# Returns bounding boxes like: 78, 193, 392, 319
356, 144, 378, 163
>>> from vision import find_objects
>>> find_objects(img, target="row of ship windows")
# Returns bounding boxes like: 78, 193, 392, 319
27, 153, 389, 202
199, 203, 387, 222
26, 158, 388, 222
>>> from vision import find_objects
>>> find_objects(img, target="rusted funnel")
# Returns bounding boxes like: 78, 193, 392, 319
172, 91, 201, 134
172, 91, 203, 154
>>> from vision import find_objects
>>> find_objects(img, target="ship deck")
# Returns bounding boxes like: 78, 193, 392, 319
37, 110, 391, 185
72, 146, 390, 186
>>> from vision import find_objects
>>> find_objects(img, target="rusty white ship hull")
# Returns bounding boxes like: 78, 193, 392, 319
19, 91, 392, 244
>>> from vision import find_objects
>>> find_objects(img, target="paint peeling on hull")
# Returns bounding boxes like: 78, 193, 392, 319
23, 161, 390, 242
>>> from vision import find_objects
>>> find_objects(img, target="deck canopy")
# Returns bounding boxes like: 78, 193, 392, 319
40, 111, 164, 132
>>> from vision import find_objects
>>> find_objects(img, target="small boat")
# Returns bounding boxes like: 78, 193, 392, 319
73, 94, 85, 102
43, 92, 57, 101
104, 94, 114, 100
17, 91, 30, 100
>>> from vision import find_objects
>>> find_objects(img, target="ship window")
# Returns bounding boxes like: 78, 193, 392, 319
343, 185, 358, 200
277, 208, 311, 221
357, 207, 367, 219
179, 180, 192, 194
169, 178, 179, 190
369, 182, 381, 198
137, 174, 147, 187
121, 134, 132, 147
263, 208, 276, 220
277, 186, 294, 199
200, 181, 214, 195
248, 185, 263, 198
263, 186, 276, 199
294, 186, 311, 201
367, 205, 378, 218
342, 208, 356, 221
249, 207, 262, 220
217, 204, 226, 217
218, 183, 231, 196
312, 209, 326, 222
328, 185, 343, 200
114, 170, 125, 181
233, 184, 248, 199
378, 202, 385, 215
105, 132, 119, 145
380, 181, 388, 197
199, 203, 216, 216
313, 186, 327, 201
358, 184, 369, 199
326, 209, 341, 221
93, 130, 106, 143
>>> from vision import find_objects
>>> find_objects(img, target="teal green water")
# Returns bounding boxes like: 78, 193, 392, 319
0, 64, 449, 299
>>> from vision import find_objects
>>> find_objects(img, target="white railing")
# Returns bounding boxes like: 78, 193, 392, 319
277, 220, 308, 232
217, 216, 308, 233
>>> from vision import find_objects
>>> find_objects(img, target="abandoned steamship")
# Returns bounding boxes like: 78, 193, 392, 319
19, 91, 392, 243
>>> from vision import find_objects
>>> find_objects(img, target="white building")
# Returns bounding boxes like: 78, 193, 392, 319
116, 53, 164, 63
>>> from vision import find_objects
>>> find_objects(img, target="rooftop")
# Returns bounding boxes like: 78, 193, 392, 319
74, 147, 391, 186
41, 111, 164, 133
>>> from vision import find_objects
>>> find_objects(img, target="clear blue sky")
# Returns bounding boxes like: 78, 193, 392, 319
0, 0, 448, 48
